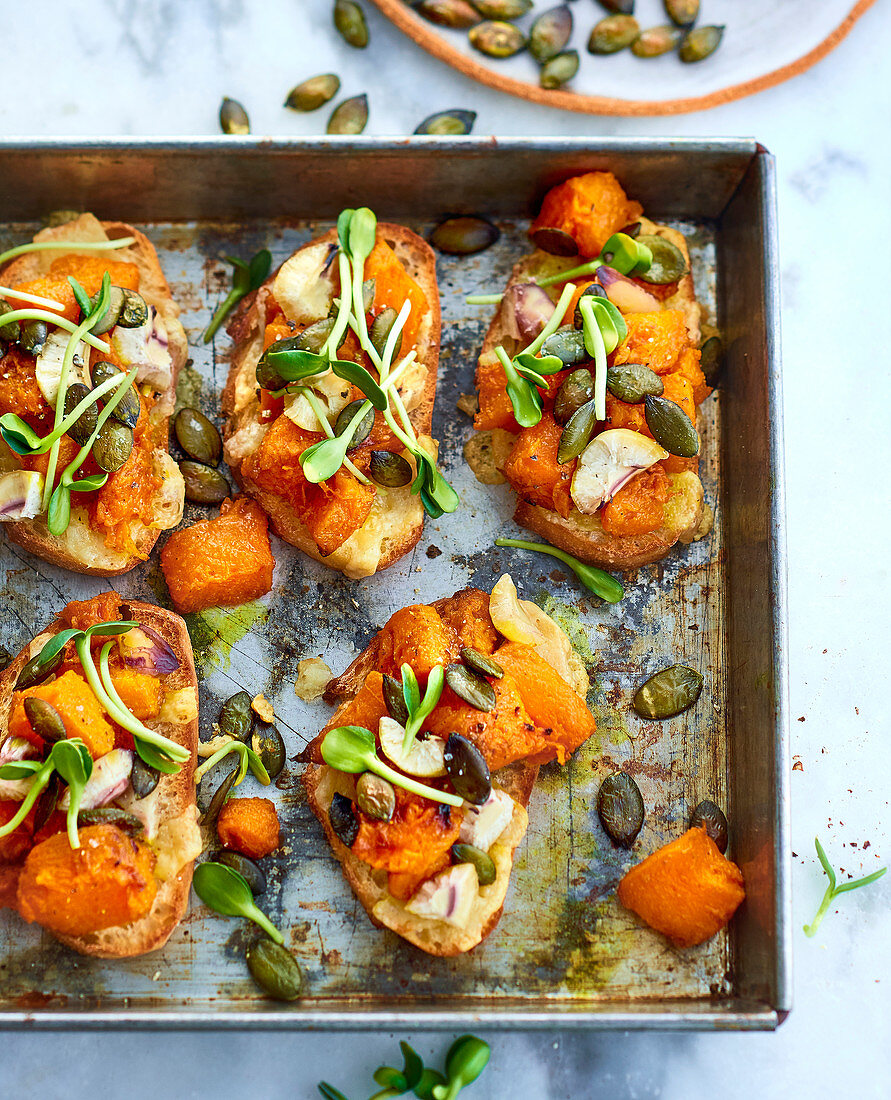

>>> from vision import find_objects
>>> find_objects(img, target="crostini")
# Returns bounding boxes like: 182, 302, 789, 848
223, 207, 457, 580
0, 214, 187, 575
303, 575, 596, 956
471, 171, 712, 571
0, 592, 200, 957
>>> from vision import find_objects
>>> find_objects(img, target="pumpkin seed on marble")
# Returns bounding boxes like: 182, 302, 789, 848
0, 300, 21, 342
414, 109, 477, 136
597, 0, 634, 12
530, 226, 578, 256
284, 74, 341, 112
699, 335, 723, 385
370, 307, 403, 361
91, 361, 140, 428
632, 664, 703, 719
469, 20, 526, 58
679, 24, 724, 63
382, 673, 411, 725
690, 799, 729, 853
63, 383, 98, 446
214, 849, 268, 895
553, 368, 595, 424
443, 732, 491, 805
529, 6, 573, 63
327, 94, 369, 135
635, 235, 688, 285
471, 0, 532, 17
356, 771, 396, 821
19, 318, 48, 356
369, 450, 413, 488
452, 842, 496, 885
333, 0, 369, 47
445, 663, 496, 712
329, 791, 359, 846
606, 363, 664, 404
430, 216, 499, 255
557, 398, 598, 463
200, 761, 240, 829
664, 0, 698, 25
588, 14, 640, 54
460, 647, 504, 680
180, 460, 230, 505
644, 394, 699, 457
597, 771, 645, 847
631, 25, 681, 58
540, 50, 578, 89
174, 407, 222, 465
334, 399, 374, 450
219, 690, 253, 741
93, 419, 133, 473
23, 697, 67, 744
219, 97, 250, 135
415, 0, 481, 28
246, 939, 304, 1002
542, 326, 588, 369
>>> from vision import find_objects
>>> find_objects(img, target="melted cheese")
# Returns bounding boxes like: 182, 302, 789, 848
153, 806, 202, 881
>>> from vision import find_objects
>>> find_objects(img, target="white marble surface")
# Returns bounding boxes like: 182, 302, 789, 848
1, 1, 890, 1096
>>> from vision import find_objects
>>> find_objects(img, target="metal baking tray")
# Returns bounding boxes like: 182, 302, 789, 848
0, 138, 790, 1030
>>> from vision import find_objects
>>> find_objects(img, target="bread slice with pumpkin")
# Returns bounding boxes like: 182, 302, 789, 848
303, 575, 596, 956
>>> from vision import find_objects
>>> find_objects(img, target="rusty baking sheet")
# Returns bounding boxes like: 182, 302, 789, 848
0, 139, 789, 1029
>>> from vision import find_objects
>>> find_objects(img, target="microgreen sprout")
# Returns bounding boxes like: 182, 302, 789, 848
0, 235, 136, 269
803, 836, 886, 938
400, 663, 445, 756
432, 1035, 491, 1100
192, 861, 284, 943
495, 537, 624, 603
301, 398, 374, 483
203, 248, 272, 343
0, 284, 65, 310
369, 1040, 425, 1099
0, 738, 92, 848
193, 738, 271, 787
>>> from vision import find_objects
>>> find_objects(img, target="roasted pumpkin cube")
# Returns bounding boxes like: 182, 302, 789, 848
612, 310, 689, 376
530, 172, 643, 258
217, 797, 280, 859
9, 669, 115, 758
377, 604, 462, 681
501, 415, 574, 518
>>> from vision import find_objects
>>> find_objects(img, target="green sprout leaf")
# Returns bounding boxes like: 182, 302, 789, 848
203, 249, 272, 343
414, 1069, 448, 1100
330, 358, 388, 410
300, 399, 374, 484
0, 415, 42, 455
0, 757, 55, 840
34, 627, 83, 668
51, 738, 93, 848
135, 740, 181, 775
193, 739, 270, 787
192, 861, 284, 943
47, 483, 72, 537
432, 1035, 491, 1100
0, 760, 45, 779
402, 664, 445, 755
68, 276, 93, 320
803, 836, 887, 938
495, 537, 624, 603
599, 232, 652, 276
401, 664, 421, 716
337, 208, 356, 254
578, 296, 609, 422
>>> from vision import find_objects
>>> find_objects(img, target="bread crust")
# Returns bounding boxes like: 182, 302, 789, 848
0, 216, 187, 576
0, 596, 199, 958
222, 224, 441, 578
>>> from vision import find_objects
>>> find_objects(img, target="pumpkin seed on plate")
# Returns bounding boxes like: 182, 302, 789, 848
63, 383, 98, 446
19, 318, 48, 356
644, 394, 699, 457
469, 20, 526, 58
23, 697, 67, 744
93, 419, 133, 473
445, 663, 496, 712
451, 842, 496, 885
414, 109, 477, 135
180, 460, 230, 505
430, 216, 499, 255
632, 664, 703, 719
327, 93, 369, 135
664, 0, 698, 25
690, 799, 729, 853
219, 97, 250, 135
87, 286, 125, 335
16, 650, 61, 691
557, 398, 598, 463
443, 733, 491, 805
33, 774, 60, 833
334, 399, 374, 450
460, 647, 504, 680
635, 234, 688, 285
679, 24, 724, 63
606, 363, 664, 404
369, 450, 413, 488
597, 0, 634, 12
553, 368, 595, 424
329, 791, 359, 846
529, 6, 573, 63
356, 772, 396, 821
416, 0, 481, 28
472, 0, 532, 16
91, 361, 141, 428
542, 327, 588, 369
588, 14, 640, 54
78, 807, 144, 833
246, 939, 304, 1002
284, 74, 341, 112
200, 760, 240, 828
540, 50, 579, 90
699, 335, 723, 385
382, 673, 410, 725
174, 407, 222, 465
631, 25, 681, 58
597, 771, 645, 847
219, 690, 253, 741
370, 307, 402, 361
333, 0, 369, 47
214, 849, 268, 895
620, 220, 642, 239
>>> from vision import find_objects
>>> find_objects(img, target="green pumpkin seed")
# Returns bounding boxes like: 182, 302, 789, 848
0, 647, 10, 673
370, 307, 403, 361
117, 289, 149, 328
573, 282, 608, 329
451, 842, 496, 885
469, 20, 526, 58
635, 235, 688, 285
557, 398, 598, 463
356, 772, 396, 821
414, 109, 477, 136
63, 383, 99, 446
598, 0, 633, 12
16, 650, 61, 691
180, 460, 230, 505
329, 791, 359, 846
597, 771, 645, 847
327, 94, 369, 135
529, 227, 578, 256
471, 0, 532, 17
443, 733, 491, 805
699, 335, 723, 385
644, 394, 699, 457
679, 24, 724, 63
588, 14, 640, 54
247, 939, 304, 1002
540, 49, 579, 90
553, 368, 595, 424
33, 774, 60, 833
19, 318, 48, 356
369, 450, 413, 488
664, 0, 698, 25
529, 6, 572, 63
430, 216, 499, 256
91, 361, 140, 428
382, 674, 410, 725
445, 662, 496, 712
631, 24, 681, 58
86, 286, 125, 335
200, 760, 240, 828
541, 326, 588, 369
219, 97, 250, 135
333, 0, 369, 48
78, 807, 144, 833
93, 419, 133, 473
174, 407, 222, 465
361, 279, 376, 314
334, 399, 374, 450
131, 755, 160, 800
460, 647, 504, 680
632, 664, 703, 719
252, 726, 286, 780
23, 697, 67, 743
621, 220, 642, 239
0, 300, 21, 343
284, 73, 341, 112
606, 363, 664, 404
416, 0, 481, 28
218, 690, 253, 741
690, 799, 729, 853
213, 849, 267, 895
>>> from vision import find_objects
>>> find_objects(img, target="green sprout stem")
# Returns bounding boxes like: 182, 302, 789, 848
0, 760, 53, 840
578, 296, 608, 421
0, 284, 66, 310
402, 664, 445, 756
803, 836, 887, 938
0, 308, 111, 353
322, 251, 356, 359
366, 753, 462, 808
193, 739, 271, 786
59, 364, 138, 477
495, 537, 624, 603
0, 236, 136, 269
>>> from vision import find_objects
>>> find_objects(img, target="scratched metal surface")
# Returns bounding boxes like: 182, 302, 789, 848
0, 210, 730, 1020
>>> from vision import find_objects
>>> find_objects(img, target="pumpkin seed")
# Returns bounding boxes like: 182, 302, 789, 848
78, 807, 144, 833
631, 25, 681, 58
529, 6, 572, 63
63, 383, 99, 446
0, 647, 10, 673
529, 227, 578, 256
414, 109, 477, 136
219, 691, 253, 741
252, 726, 286, 780
92, 419, 133, 473
632, 664, 703, 719
644, 394, 700, 457
469, 20, 526, 58
664, 0, 698, 25
247, 939, 304, 1002
86, 286, 125, 335
690, 799, 729, 854
91, 361, 140, 428
542, 326, 588, 369
219, 97, 250, 135
588, 14, 640, 53
356, 772, 396, 821
430, 216, 499, 256
256, 320, 337, 390
130, 755, 161, 800
370, 307, 403, 361
443, 732, 491, 805
597, 771, 645, 847
361, 279, 376, 314
180, 460, 230, 505
19, 318, 48, 356
635, 234, 688, 285
16, 650, 61, 690
553, 368, 595, 424
416, 0, 481, 28
679, 24, 724, 63
333, 0, 369, 48
33, 774, 60, 833
383, 674, 410, 725
200, 760, 240, 828
174, 407, 222, 465
329, 791, 359, 846
472, 0, 532, 16
117, 289, 149, 328
557, 398, 598, 463
460, 647, 504, 680
23, 697, 67, 743
369, 450, 413, 488
0, 300, 21, 342
334, 399, 374, 450
598, 0, 634, 12
573, 282, 608, 329
620, 220, 642, 239
606, 363, 664, 404
327, 94, 369, 135
699, 335, 723, 385
301, 316, 338, 354
451, 842, 496, 885
540, 49, 579, 89
445, 663, 496, 712
284, 73, 341, 112
213, 849, 267, 895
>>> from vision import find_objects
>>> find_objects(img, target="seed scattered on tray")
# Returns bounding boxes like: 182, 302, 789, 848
219, 97, 250, 135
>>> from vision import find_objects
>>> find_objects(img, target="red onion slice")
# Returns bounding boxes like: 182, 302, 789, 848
503, 283, 556, 343
596, 266, 661, 314
118, 624, 180, 676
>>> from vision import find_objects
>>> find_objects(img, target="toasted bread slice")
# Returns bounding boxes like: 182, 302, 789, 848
222, 224, 441, 579
0, 215, 187, 576
0, 595, 200, 957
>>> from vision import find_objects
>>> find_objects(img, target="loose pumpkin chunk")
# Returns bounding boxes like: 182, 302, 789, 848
377, 604, 461, 681
9, 670, 115, 758
617, 826, 745, 948
530, 171, 643, 258
217, 797, 280, 859
612, 310, 689, 376
160, 495, 274, 614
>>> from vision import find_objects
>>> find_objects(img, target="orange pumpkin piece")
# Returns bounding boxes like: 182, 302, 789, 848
0, 347, 52, 424
0, 863, 22, 910
672, 346, 711, 406
561, 279, 599, 326
617, 826, 745, 948
352, 787, 462, 879
48, 254, 140, 292
377, 604, 462, 681
244, 414, 320, 513
530, 172, 643, 259
108, 669, 162, 720
612, 310, 689, 376
501, 415, 574, 518
323, 671, 387, 744
302, 469, 376, 557
160, 495, 274, 614
9, 670, 115, 758
601, 465, 669, 536
0, 800, 34, 863
388, 850, 452, 902
17, 824, 157, 937
436, 588, 499, 656
217, 797, 280, 859
363, 236, 427, 356
475, 358, 521, 433
60, 591, 127, 632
